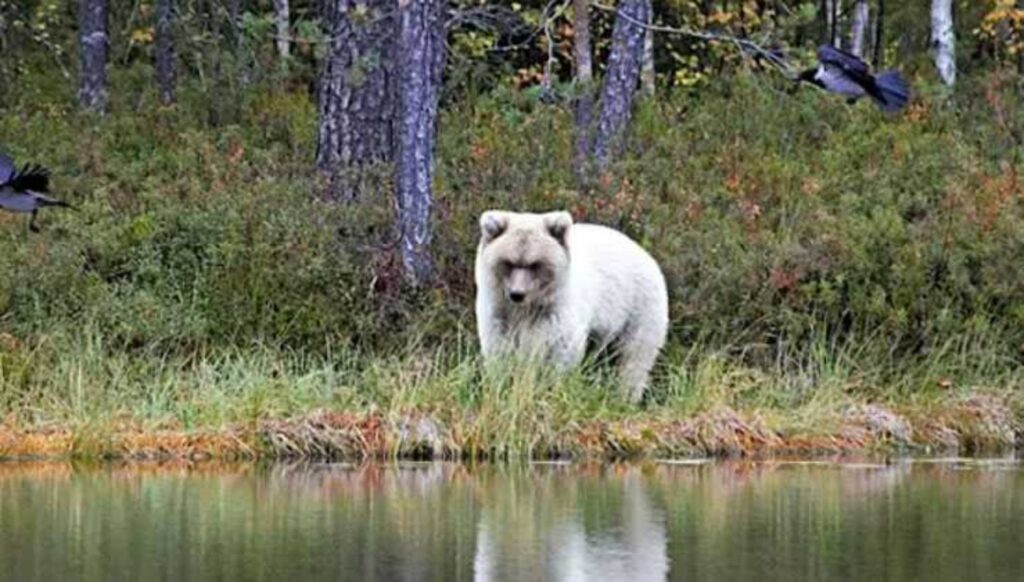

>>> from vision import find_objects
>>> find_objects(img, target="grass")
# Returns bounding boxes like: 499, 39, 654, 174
0, 331, 1019, 460
0, 64, 1022, 460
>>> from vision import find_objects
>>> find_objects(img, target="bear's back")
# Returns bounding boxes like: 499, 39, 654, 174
569, 223, 663, 278
567, 223, 668, 327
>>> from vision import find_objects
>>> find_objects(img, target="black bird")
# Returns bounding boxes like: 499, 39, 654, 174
0, 153, 75, 232
798, 45, 910, 112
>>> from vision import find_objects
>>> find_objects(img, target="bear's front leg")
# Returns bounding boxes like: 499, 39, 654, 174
546, 326, 587, 372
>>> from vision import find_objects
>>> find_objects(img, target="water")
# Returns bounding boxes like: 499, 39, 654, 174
1, 459, 1022, 581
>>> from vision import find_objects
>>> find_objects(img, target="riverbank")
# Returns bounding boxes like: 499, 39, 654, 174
2, 386, 1019, 461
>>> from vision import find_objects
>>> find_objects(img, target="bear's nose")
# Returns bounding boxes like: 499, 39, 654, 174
507, 290, 526, 303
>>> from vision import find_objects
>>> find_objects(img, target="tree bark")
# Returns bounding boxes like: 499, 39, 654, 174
228, 0, 243, 43
395, 0, 445, 286
228, 0, 251, 85
820, 0, 837, 46
930, 0, 955, 87
872, 0, 884, 67
848, 0, 869, 58
1019, 0, 1024, 73
831, 0, 839, 46
78, 0, 109, 112
640, 25, 655, 98
572, 0, 594, 185
591, 0, 650, 171
155, 0, 176, 105
273, 0, 290, 60
314, 0, 397, 202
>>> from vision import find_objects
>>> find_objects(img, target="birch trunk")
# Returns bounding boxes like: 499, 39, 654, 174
640, 26, 655, 98
821, 0, 837, 46
930, 0, 955, 87
849, 0, 869, 58
273, 0, 290, 60
572, 0, 594, 184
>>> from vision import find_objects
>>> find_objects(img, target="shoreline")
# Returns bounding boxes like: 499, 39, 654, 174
2, 397, 1020, 462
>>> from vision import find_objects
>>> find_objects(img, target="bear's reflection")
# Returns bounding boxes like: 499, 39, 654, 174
473, 465, 668, 582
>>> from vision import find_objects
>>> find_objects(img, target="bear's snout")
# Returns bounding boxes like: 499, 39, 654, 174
505, 268, 535, 304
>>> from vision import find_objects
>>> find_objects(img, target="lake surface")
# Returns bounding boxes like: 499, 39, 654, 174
1, 459, 1022, 581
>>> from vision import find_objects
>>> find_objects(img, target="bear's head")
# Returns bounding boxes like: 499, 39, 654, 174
477, 210, 572, 308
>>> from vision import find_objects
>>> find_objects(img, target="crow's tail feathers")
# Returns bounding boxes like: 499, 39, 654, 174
873, 71, 910, 112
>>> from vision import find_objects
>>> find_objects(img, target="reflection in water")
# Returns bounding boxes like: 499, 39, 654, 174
473, 466, 668, 582
0, 459, 1022, 581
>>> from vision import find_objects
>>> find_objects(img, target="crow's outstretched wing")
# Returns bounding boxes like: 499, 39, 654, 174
817, 45, 873, 86
11, 163, 51, 193
0, 154, 15, 186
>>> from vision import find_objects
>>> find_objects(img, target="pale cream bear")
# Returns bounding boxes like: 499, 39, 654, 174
474, 210, 669, 403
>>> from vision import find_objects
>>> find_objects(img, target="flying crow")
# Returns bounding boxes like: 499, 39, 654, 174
0, 153, 75, 232
798, 45, 910, 112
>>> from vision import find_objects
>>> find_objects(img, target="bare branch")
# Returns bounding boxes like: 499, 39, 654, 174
591, 1, 797, 79
479, 0, 570, 54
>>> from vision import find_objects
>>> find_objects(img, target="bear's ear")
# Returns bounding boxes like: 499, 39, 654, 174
480, 211, 509, 244
544, 211, 573, 247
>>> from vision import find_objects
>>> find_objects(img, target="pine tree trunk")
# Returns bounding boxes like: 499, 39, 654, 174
78, 0, 109, 112
273, 0, 290, 60
314, 0, 397, 202
930, 0, 955, 87
395, 0, 445, 286
848, 0, 869, 58
572, 0, 594, 185
155, 0, 176, 105
591, 0, 650, 171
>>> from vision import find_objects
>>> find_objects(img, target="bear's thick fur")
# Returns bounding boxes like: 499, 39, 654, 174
474, 210, 669, 402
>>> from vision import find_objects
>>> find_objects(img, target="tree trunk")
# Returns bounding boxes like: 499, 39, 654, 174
228, 0, 242, 42
273, 0, 290, 60
930, 0, 955, 87
640, 25, 655, 98
78, 0, 109, 112
155, 0, 175, 105
228, 0, 251, 85
820, 0, 836, 46
591, 0, 650, 171
395, 0, 445, 286
572, 0, 594, 185
872, 0, 884, 67
848, 0, 869, 58
314, 0, 397, 202
1019, 0, 1024, 74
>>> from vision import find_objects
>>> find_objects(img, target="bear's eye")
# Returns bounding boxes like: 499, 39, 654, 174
527, 262, 542, 272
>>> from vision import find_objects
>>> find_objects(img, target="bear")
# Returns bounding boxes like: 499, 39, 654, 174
474, 210, 669, 403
